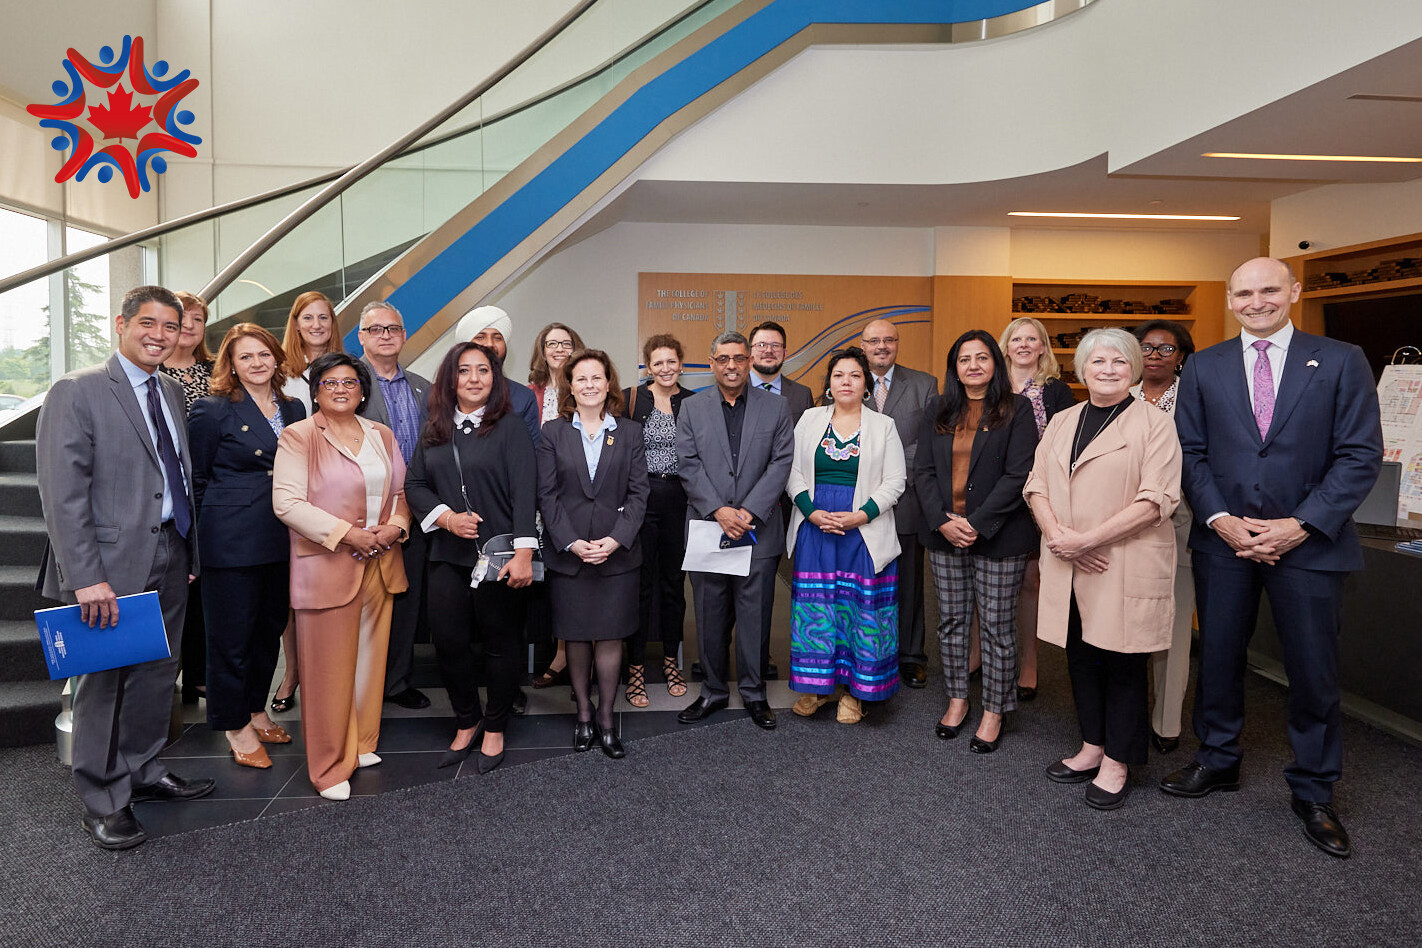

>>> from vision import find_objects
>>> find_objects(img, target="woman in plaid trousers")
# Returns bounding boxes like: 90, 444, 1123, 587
914, 330, 1040, 754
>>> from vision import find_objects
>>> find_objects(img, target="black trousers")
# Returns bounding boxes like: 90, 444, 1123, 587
628, 476, 688, 665
203, 562, 289, 731
384, 526, 427, 696
896, 530, 928, 665
180, 577, 207, 696
427, 560, 527, 732
1065, 594, 1149, 765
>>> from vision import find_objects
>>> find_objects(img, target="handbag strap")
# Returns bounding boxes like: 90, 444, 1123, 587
448, 424, 476, 517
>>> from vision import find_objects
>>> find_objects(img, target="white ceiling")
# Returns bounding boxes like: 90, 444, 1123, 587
588, 35, 1422, 235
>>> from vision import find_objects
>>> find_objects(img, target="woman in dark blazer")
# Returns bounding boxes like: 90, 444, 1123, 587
999, 315, 1076, 701
621, 333, 695, 707
539, 349, 649, 757
188, 323, 306, 768
915, 330, 1039, 754
405, 342, 537, 775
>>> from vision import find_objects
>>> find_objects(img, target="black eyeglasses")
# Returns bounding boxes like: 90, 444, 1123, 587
319, 378, 362, 391
711, 354, 750, 366
1140, 344, 1179, 356
360, 324, 404, 337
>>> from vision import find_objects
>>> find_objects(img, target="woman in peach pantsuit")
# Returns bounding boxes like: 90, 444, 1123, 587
273, 352, 410, 801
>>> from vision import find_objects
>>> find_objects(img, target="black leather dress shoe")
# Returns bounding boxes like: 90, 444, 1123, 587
573, 720, 595, 753
901, 663, 927, 689
1159, 761, 1240, 798
1046, 760, 1100, 784
510, 689, 528, 716
763, 663, 780, 681
677, 695, 728, 723
386, 687, 431, 710
935, 701, 970, 740
1292, 798, 1351, 859
1085, 779, 1130, 811
82, 805, 146, 850
1151, 732, 1180, 754
1016, 685, 1037, 702
596, 723, 626, 759
131, 772, 216, 802
969, 733, 1001, 754
745, 700, 776, 730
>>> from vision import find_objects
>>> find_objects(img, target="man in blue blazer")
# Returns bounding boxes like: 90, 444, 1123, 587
1161, 257, 1382, 859
359, 301, 434, 710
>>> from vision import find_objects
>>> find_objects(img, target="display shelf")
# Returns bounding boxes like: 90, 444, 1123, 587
1301, 275, 1422, 300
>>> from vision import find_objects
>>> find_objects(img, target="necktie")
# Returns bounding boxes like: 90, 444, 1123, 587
1251, 340, 1275, 438
145, 376, 191, 538
874, 375, 889, 411
761, 382, 773, 392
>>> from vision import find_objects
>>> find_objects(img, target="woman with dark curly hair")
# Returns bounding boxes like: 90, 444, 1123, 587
404, 343, 537, 775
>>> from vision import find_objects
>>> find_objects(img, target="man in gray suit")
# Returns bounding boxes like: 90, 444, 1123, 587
748, 320, 814, 681
860, 319, 939, 688
676, 331, 794, 729
358, 301, 434, 710
37, 285, 214, 850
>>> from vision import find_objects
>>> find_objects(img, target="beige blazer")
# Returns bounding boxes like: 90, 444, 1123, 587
786, 405, 906, 574
1023, 398, 1181, 653
272, 412, 411, 610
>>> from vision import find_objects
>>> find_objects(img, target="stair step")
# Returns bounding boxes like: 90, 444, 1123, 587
0, 678, 62, 748
0, 440, 36, 474
0, 620, 46, 683
0, 473, 39, 517
0, 515, 48, 565
0, 565, 49, 621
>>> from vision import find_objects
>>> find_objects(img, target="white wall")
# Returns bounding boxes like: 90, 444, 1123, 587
1270, 180, 1422, 255
1010, 229, 1262, 282
640, 0, 1422, 186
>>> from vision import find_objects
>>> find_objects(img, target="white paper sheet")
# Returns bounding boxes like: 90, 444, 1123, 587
681, 519, 753, 576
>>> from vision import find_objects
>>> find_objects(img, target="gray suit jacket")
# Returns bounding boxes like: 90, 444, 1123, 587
677, 385, 794, 559
360, 356, 430, 439
781, 377, 815, 424
36, 353, 198, 602
866, 363, 939, 535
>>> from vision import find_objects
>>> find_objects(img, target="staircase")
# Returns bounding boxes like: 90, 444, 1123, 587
0, 440, 62, 747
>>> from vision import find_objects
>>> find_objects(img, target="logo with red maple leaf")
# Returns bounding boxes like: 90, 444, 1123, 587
27, 35, 201, 199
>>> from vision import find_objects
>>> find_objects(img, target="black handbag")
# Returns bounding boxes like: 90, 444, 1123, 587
451, 426, 544, 583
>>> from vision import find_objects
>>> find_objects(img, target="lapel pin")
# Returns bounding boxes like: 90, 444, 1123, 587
1307, 360, 1319, 367
240, 424, 249, 431
606, 435, 615, 446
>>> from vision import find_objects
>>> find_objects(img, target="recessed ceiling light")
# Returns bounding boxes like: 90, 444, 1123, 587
1202, 152, 1422, 163
1008, 211, 1241, 221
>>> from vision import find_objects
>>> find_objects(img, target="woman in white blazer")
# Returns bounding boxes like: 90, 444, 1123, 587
786, 347, 906, 724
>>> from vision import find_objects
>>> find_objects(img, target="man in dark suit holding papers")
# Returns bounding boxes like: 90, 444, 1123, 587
1160, 258, 1381, 859
37, 285, 215, 850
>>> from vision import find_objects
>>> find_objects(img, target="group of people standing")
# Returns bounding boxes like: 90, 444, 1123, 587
38, 256, 1381, 862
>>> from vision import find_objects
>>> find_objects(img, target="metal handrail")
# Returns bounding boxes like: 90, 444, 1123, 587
0, 0, 717, 299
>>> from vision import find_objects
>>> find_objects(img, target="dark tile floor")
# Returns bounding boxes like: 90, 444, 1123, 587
139, 705, 738, 838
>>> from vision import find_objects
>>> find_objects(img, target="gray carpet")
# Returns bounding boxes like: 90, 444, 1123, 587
2, 653, 1420, 947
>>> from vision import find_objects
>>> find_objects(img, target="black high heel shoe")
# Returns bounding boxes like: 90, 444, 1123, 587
935, 700, 971, 740
438, 720, 485, 769
573, 720, 595, 753
270, 685, 297, 714
595, 722, 625, 760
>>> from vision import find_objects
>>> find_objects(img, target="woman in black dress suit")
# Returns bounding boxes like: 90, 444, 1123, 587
188, 323, 306, 768
405, 343, 537, 775
621, 333, 694, 708
538, 349, 649, 758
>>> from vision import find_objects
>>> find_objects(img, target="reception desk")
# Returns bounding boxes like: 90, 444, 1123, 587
1249, 539, 1422, 744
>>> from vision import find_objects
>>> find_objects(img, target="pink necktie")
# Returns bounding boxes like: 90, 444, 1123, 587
1252, 340, 1274, 437
874, 376, 888, 411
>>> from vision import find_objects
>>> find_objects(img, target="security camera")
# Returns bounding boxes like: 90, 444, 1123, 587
1298, 240, 1311, 250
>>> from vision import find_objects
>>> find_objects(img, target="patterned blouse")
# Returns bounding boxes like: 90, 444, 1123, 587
160, 360, 214, 415
541, 385, 560, 425
1019, 378, 1049, 436
642, 407, 678, 475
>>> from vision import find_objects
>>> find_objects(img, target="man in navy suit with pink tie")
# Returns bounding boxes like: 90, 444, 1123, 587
1161, 257, 1382, 859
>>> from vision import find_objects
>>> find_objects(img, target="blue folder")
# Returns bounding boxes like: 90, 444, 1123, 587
34, 591, 171, 680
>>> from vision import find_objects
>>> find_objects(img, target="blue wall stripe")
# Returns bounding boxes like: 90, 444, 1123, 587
348, 0, 1047, 351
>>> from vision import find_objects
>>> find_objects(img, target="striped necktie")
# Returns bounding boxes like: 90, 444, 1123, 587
874, 375, 889, 411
